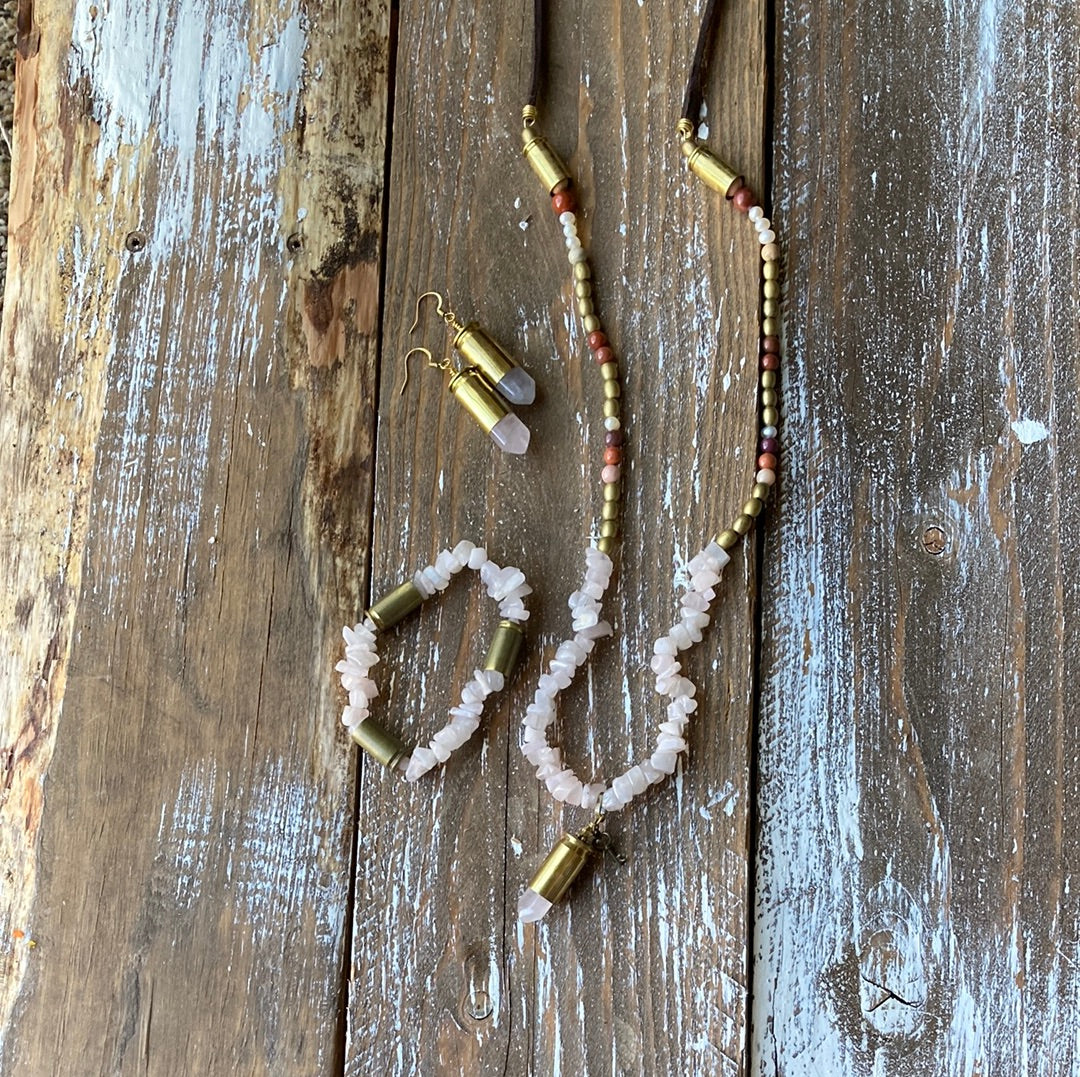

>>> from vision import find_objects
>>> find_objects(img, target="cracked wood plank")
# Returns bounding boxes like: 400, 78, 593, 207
345, 1, 765, 1073
753, 0, 1080, 1073
0, 0, 390, 1071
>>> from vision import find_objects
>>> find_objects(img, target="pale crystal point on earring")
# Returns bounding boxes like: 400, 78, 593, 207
518, 889, 553, 923
495, 366, 536, 406
490, 412, 531, 454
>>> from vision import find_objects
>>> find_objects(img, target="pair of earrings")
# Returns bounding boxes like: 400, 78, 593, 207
403, 291, 535, 455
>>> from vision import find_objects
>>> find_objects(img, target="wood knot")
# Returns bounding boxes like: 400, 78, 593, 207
124, 231, 147, 253
921, 526, 946, 556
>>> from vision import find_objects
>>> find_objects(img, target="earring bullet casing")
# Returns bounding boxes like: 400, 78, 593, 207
448, 368, 530, 454
453, 323, 536, 405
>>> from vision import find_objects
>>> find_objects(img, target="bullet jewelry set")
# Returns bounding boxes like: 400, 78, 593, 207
336, 0, 782, 920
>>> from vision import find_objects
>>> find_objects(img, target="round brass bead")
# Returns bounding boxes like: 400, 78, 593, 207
603, 482, 621, 502
597, 536, 616, 555
762, 406, 779, 427
762, 316, 779, 338
763, 261, 779, 281
574, 280, 592, 299
603, 380, 621, 400
763, 280, 780, 299
583, 314, 601, 334
576, 296, 594, 319
601, 502, 619, 521
732, 514, 754, 536
761, 388, 778, 407
603, 398, 620, 418
600, 361, 619, 381
600, 520, 619, 538
752, 482, 772, 501
716, 529, 740, 550
742, 497, 764, 518
574, 261, 592, 281
762, 298, 779, 318
761, 370, 777, 389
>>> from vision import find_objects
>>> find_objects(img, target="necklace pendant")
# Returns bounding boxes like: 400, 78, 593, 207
517, 831, 597, 922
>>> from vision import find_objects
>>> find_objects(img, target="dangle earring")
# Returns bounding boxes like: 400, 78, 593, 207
337, 540, 531, 782
401, 291, 535, 455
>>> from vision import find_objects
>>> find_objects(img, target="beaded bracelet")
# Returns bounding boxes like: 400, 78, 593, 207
337, 540, 530, 781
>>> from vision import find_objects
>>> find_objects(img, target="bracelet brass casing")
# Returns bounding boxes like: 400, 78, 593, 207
453, 323, 515, 387
682, 142, 741, 198
448, 367, 508, 435
349, 720, 409, 770
484, 620, 525, 678
522, 132, 570, 194
527, 832, 595, 905
365, 581, 424, 633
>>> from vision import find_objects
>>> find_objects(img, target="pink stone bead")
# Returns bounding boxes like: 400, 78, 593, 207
602, 464, 621, 483
757, 468, 776, 485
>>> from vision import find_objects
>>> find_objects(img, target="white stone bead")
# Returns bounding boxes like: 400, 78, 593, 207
565, 235, 582, 253
550, 657, 575, 679
461, 682, 484, 704
656, 672, 681, 695
753, 215, 771, 232
659, 719, 686, 736
758, 229, 776, 245
626, 766, 650, 795
682, 610, 710, 631
559, 211, 576, 226
467, 546, 488, 570
423, 566, 449, 592
582, 580, 604, 599
538, 673, 560, 695
673, 677, 697, 698
435, 550, 459, 577
450, 713, 480, 734
432, 727, 459, 748
568, 590, 591, 611
523, 711, 549, 730
691, 569, 721, 591
556, 641, 584, 665
536, 761, 562, 781
681, 591, 709, 612
653, 637, 677, 656
578, 620, 612, 640
431, 740, 452, 763
409, 745, 438, 772
650, 654, 678, 675
452, 700, 483, 718
341, 706, 365, 728
574, 633, 597, 653
604, 416, 621, 431
748, 206, 764, 222
568, 246, 587, 265
682, 622, 704, 645
573, 609, 600, 629
354, 676, 379, 698
612, 773, 635, 806
581, 783, 605, 811
703, 540, 731, 569
761, 425, 778, 438
479, 560, 499, 585
453, 539, 475, 561
492, 567, 526, 599
361, 617, 377, 634
669, 625, 692, 650
526, 700, 554, 723
669, 696, 698, 715
500, 600, 528, 620
601, 787, 625, 812
640, 761, 664, 784
476, 669, 504, 694
657, 733, 688, 753
651, 750, 678, 774
563, 783, 584, 808
412, 570, 436, 598
551, 668, 573, 690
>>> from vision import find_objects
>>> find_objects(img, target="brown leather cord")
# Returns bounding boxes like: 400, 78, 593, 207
527, 0, 544, 107
680, 0, 723, 126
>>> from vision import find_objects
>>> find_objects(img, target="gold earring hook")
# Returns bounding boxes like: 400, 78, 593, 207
409, 291, 447, 334
400, 346, 452, 396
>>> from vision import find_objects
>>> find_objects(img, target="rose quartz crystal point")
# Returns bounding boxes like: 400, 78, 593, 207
517, 888, 553, 923
490, 413, 530, 454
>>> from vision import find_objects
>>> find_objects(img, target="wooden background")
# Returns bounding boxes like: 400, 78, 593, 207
0, 0, 1076, 1074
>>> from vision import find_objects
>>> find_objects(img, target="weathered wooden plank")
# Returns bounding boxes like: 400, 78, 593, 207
753, 0, 1080, 1073
348, 2, 766, 1073
0, 0, 390, 1071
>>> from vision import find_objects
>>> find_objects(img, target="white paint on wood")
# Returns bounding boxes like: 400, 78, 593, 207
1011, 418, 1049, 445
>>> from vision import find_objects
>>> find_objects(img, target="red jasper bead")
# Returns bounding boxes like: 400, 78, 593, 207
762, 336, 780, 354
732, 186, 755, 213
761, 353, 780, 371
757, 452, 777, 470
594, 346, 615, 365
603, 447, 622, 466
587, 331, 608, 351
552, 191, 576, 215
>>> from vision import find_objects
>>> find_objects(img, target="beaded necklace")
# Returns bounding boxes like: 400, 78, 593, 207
516, 0, 783, 921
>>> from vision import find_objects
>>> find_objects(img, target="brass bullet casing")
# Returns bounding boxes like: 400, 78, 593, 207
448, 367, 508, 435
483, 620, 525, 678
350, 720, 409, 770
527, 832, 595, 905
453, 323, 516, 388
683, 143, 742, 198
366, 581, 424, 633
522, 133, 570, 194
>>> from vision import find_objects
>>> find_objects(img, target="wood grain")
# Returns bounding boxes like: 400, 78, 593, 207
753, 0, 1080, 1073
348, 2, 766, 1074
0, 0, 390, 1072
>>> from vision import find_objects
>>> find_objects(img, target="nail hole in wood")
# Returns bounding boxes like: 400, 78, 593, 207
921, 526, 946, 556
286, 232, 304, 253
124, 231, 146, 253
